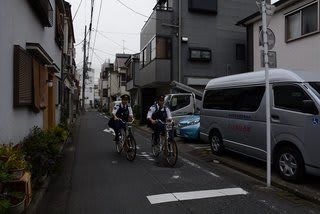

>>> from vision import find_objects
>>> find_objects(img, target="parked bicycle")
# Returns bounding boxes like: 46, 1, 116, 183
151, 119, 178, 166
116, 118, 136, 161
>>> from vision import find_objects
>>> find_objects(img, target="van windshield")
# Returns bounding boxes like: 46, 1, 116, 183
309, 82, 320, 98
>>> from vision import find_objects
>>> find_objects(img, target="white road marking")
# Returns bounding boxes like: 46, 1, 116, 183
139, 152, 154, 161
172, 175, 180, 179
147, 188, 248, 204
180, 157, 219, 178
103, 128, 115, 135
189, 145, 210, 150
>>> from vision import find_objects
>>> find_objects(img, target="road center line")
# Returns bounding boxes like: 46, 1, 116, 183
147, 188, 248, 204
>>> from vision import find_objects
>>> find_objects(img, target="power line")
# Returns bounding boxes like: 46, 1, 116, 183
95, 30, 137, 53
115, 0, 150, 19
72, 0, 83, 20
91, 47, 115, 57
96, 30, 140, 35
91, 49, 104, 64
90, 0, 103, 65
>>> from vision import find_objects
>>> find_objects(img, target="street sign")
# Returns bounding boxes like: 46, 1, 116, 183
260, 51, 277, 68
259, 28, 276, 50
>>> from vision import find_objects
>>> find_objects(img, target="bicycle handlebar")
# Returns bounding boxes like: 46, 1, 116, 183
155, 119, 173, 125
118, 118, 135, 125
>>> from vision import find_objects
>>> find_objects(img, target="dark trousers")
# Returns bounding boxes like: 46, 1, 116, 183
114, 120, 125, 141
151, 121, 173, 143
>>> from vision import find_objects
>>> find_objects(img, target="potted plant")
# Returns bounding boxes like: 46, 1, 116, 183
0, 162, 12, 214
2, 190, 25, 214
0, 144, 30, 180
22, 126, 61, 184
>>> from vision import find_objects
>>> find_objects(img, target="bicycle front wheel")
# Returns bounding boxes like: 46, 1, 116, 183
116, 129, 125, 154
166, 140, 178, 167
125, 136, 136, 161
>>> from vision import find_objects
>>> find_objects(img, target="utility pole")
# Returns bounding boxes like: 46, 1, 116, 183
257, 0, 274, 187
82, 25, 87, 110
178, 0, 182, 83
262, 0, 271, 187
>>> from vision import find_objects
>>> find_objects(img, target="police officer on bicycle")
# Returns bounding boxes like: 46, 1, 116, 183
147, 95, 173, 144
112, 94, 133, 142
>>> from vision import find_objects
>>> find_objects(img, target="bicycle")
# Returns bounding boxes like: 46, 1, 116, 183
151, 119, 178, 166
115, 118, 137, 161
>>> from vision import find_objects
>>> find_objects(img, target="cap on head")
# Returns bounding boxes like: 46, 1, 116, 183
157, 95, 165, 101
121, 94, 129, 100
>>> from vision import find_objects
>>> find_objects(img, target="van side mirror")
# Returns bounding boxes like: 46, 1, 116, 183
302, 100, 319, 115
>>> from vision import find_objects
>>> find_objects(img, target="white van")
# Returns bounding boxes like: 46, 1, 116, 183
200, 69, 320, 182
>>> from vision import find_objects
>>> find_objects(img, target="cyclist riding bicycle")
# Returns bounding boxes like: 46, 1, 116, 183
147, 95, 173, 144
112, 94, 133, 142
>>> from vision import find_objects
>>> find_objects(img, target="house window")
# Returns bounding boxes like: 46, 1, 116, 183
236, 44, 245, 60
189, 48, 211, 61
121, 74, 126, 86
286, 2, 319, 41
156, 37, 171, 59
189, 0, 217, 14
13, 45, 33, 107
139, 51, 144, 68
151, 37, 156, 60
156, 0, 173, 11
140, 37, 171, 68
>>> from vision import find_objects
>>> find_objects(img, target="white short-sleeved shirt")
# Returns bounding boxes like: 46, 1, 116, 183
147, 104, 172, 120
112, 103, 133, 116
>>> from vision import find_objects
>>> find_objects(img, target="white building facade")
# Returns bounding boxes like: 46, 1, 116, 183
0, 0, 66, 143
238, 0, 320, 72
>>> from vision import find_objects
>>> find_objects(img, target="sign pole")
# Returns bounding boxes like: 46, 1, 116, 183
261, 0, 271, 187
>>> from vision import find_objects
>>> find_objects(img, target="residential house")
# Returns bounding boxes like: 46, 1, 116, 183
138, 0, 258, 122
80, 68, 95, 109
0, 0, 76, 143
237, 0, 320, 71
125, 54, 140, 108
100, 62, 115, 113
114, 54, 131, 98
62, 1, 78, 122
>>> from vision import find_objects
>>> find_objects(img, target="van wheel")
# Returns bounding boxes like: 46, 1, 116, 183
275, 146, 305, 183
210, 131, 224, 155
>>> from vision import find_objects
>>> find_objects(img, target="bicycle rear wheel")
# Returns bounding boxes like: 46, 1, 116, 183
166, 140, 178, 167
125, 136, 136, 161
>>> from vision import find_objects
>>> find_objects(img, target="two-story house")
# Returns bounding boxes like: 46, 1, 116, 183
114, 54, 131, 98
138, 0, 258, 120
0, 0, 76, 143
237, 0, 320, 71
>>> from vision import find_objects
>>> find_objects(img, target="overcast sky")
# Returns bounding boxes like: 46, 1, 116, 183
67, 0, 279, 79
67, 0, 156, 78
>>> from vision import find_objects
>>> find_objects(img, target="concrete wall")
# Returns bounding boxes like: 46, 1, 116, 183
0, 0, 62, 143
252, 0, 320, 71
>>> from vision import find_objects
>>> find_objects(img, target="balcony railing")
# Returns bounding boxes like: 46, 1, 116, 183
28, 0, 53, 27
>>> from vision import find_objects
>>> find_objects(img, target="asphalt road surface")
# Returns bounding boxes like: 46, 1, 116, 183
36, 111, 320, 214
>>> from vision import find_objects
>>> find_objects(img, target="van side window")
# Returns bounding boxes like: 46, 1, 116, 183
170, 95, 190, 111
273, 85, 311, 112
203, 86, 265, 111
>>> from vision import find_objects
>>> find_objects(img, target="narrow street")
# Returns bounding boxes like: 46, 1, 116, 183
35, 111, 320, 214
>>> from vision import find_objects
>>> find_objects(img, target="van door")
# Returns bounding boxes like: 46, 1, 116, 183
225, 86, 265, 157
271, 84, 320, 170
